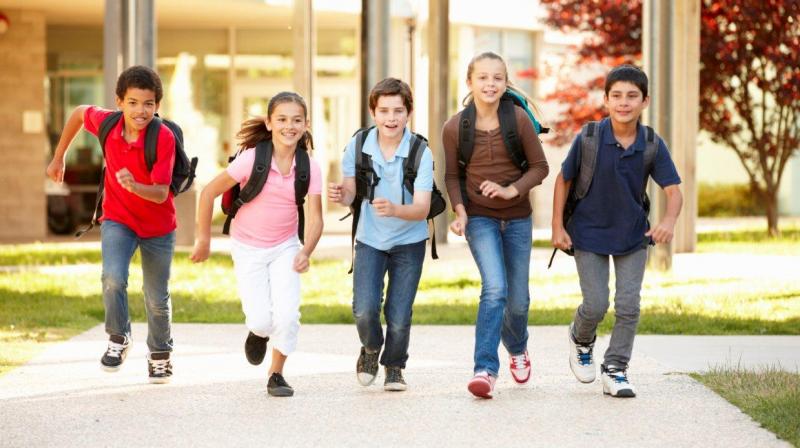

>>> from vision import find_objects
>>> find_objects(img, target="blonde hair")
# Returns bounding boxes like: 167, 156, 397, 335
461, 51, 543, 118
236, 91, 314, 152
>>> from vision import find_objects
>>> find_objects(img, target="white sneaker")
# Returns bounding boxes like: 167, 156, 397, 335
568, 323, 596, 383
602, 365, 636, 398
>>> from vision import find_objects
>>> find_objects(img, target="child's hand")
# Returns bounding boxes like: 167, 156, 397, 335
645, 219, 676, 244
46, 158, 65, 183
450, 214, 468, 236
327, 183, 344, 204
479, 180, 518, 200
293, 251, 310, 273
115, 168, 136, 193
371, 197, 396, 217
552, 225, 573, 251
190, 241, 210, 263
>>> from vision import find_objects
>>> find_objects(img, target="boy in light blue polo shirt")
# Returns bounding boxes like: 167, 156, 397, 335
327, 77, 433, 392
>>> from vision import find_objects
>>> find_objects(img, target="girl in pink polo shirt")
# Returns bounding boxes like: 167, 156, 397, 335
191, 92, 323, 397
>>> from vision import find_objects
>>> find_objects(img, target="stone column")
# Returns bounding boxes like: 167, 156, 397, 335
360, 0, 390, 127
428, 0, 449, 244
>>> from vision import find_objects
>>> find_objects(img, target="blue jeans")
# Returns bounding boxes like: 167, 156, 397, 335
465, 215, 532, 376
101, 220, 175, 353
352, 240, 426, 368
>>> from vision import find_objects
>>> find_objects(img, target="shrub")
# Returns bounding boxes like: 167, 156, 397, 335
698, 182, 765, 217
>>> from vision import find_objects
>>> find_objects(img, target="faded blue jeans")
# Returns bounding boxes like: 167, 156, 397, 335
465, 215, 532, 376
352, 240, 426, 368
101, 219, 175, 353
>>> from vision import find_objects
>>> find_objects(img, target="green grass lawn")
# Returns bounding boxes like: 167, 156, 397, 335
693, 366, 800, 447
1, 230, 798, 375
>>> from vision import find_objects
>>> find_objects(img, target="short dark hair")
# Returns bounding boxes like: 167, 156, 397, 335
604, 64, 648, 98
115, 65, 164, 103
368, 77, 413, 113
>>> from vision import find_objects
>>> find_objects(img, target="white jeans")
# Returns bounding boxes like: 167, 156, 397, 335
230, 237, 301, 356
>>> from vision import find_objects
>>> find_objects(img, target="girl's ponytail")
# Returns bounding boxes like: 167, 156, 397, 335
236, 117, 271, 151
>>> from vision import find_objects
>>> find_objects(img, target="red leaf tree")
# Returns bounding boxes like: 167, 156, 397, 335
541, 0, 800, 235
699, 0, 800, 235
539, 0, 642, 146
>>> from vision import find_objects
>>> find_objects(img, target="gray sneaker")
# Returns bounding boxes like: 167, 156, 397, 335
147, 351, 172, 384
384, 366, 407, 392
356, 347, 380, 386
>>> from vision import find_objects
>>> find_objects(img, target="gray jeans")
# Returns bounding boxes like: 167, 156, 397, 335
571, 248, 647, 369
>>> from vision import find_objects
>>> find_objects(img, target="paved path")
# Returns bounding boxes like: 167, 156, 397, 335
0, 324, 790, 447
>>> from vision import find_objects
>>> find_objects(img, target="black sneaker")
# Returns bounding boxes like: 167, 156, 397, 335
148, 351, 173, 384
267, 372, 294, 397
100, 334, 130, 372
384, 366, 407, 392
356, 347, 380, 386
244, 332, 269, 365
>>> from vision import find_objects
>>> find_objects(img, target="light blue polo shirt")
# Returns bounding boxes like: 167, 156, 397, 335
342, 127, 433, 251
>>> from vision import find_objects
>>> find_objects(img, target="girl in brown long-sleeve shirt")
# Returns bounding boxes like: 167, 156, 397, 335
442, 51, 549, 399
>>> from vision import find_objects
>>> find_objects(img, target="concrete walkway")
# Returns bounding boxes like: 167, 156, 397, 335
0, 324, 791, 447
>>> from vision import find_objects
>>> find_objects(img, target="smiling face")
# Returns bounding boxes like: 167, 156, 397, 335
116, 87, 159, 132
604, 80, 650, 125
466, 57, 508, 106
266, 101, 308, 149
370, 94, 410, 141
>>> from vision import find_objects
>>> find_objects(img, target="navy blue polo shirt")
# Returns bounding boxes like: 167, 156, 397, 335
561, 118, 681, 255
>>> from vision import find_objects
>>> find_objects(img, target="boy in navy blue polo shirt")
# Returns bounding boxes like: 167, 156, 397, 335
551, 65, 683, 397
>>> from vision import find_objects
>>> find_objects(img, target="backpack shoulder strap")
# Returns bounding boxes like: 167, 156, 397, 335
144, 116, 163, 172
403, 132, 427, 199
238, 140, 272, 203
457, 105, 476, 206
498, 98, 527, 172
294, 149, 311, 244
575, 121, 600, 200
98, 111, 123, 155
642, 125, 659, 178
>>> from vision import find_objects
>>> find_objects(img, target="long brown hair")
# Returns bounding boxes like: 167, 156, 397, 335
236, 91, 314, 152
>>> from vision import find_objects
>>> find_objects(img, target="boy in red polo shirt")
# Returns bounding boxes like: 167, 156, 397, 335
47, 66, 177, 383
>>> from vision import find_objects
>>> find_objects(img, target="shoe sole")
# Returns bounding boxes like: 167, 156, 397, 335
268, 387, 294, 397
101, 364, 121, 373
357, 372, 378, 386
603, 387, 636, 398
467, 380, 493, 399
510, 370, 531, 384
384, 383, 407, 392
149, 376, 171, 384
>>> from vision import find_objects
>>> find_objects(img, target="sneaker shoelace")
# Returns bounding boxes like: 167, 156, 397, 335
511, 353, 529, 370
106, 341, 126, 359
386, 368, 403, 384
150, 359, 170, 375
575, 345, 593, 366
272, 373, 290, 388
606, 368, 629, 384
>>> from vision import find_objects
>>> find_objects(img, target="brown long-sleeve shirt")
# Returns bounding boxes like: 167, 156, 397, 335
442, 106, 549, 219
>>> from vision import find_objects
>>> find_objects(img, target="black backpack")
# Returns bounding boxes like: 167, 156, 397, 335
220, 140, 311, 243
456, 90, 549, 204
342, 126, 446, 272
75, 111, 198, 237
547, 121, 660, 267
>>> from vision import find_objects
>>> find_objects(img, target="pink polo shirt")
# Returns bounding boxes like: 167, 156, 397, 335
226, 147, 322, 248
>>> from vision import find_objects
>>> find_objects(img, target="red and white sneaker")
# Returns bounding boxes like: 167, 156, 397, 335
509, 350, 531, 384
468, 371, 496, 399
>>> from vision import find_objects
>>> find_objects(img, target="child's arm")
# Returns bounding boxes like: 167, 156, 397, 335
190, 170, 239, 263
293, 194, 324, 273
327, 177, 357, 206
551, 172, 573, 251
47, 105, 90, 183
645, 184, 683, 244
372, 190, 431, 221
114, 168, 170, 203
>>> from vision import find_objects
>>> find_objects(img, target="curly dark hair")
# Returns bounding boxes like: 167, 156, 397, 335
115, 65, 164, 103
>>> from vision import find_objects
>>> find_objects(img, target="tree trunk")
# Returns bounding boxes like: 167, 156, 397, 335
765, 191, 780, 237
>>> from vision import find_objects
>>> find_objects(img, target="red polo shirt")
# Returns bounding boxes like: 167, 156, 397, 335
83, 106, 176, 238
